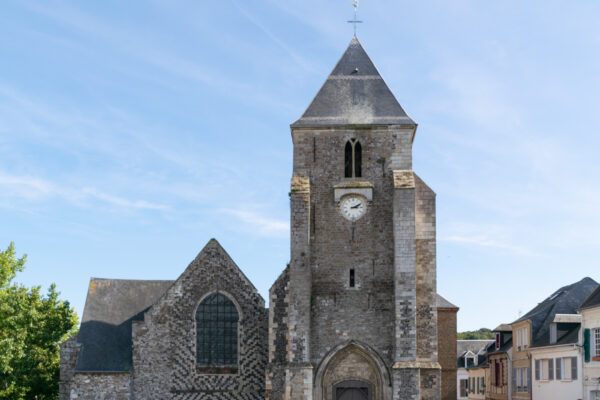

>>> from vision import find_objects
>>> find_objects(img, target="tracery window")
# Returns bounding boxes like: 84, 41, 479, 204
196, 293, 239, 366
344, 139, 362, 178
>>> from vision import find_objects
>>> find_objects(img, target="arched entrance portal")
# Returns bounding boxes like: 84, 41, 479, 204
314, 341, 391, 400
334, 380, 371, 400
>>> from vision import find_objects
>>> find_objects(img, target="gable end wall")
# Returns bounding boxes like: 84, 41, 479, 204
132, 240, 268, 400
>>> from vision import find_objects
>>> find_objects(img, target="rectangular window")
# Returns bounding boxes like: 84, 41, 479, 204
349, 269, 355, 287
535, 359, 557, 381
518, 367, 524, 392
516, 328, 522, 350
515, 366, 531, 392
496, 332, 501, 350
523, 327, 529, 348
460, 379, 467, 397
594, 329, 600, 358
591, 390, 600, 400
549, 357, 579, 380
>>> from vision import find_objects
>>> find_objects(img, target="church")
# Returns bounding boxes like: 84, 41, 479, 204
60, 36, 459, 400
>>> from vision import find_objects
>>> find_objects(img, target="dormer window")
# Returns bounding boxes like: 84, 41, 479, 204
344, 139, 362, 178
466, 356, 475, 368
495, 332, 501, 350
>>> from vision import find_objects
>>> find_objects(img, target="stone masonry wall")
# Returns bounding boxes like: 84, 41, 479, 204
415, 174, 438, 363
59, 335, 81, 400
267, 267, 290, 400
292, 127, 415, 369
70, 373, 131, 400
284, 127, 314, 400
290, 126, 440, 399
437, 309, 458, 400
132, 239, 267, 400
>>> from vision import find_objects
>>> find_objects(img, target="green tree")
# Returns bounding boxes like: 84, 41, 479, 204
0, 243, 78, 400
457, 328, 495, 340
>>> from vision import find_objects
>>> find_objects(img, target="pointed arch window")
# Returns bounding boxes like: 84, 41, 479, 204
344, 139, 362, 178
196, 293, 239, 366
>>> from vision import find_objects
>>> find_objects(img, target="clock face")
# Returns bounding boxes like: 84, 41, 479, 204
340, 195, 367, 221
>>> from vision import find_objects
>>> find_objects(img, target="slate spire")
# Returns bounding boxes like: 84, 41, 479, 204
292, 37, 415, 128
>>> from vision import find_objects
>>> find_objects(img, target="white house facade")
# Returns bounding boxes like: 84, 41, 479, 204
580, 286, 600, 400
530, 342, 583, 400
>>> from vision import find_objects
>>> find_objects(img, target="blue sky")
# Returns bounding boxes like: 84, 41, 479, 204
1, 0, 599, 332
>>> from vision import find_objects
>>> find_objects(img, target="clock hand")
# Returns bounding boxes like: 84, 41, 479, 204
351, 203, 362, 209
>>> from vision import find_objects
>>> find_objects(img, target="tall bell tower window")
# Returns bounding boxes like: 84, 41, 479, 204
344, 139, 362, 178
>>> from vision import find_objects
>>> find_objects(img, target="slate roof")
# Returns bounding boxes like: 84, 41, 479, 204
436, 293, 459, 310
457, 340, 494, 358
513, 277, 598, 349
75, 274, 453, 371
487, 337, 512, 356
75, 278, 173, 372
457, 340, 493, 368
291, 37, 416, 128
579, 283, 600, 310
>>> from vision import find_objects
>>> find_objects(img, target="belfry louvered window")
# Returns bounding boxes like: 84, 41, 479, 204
196, 293, 239, 366
344, 139, 362, 178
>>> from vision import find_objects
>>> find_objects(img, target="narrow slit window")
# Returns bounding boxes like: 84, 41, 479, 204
344, 139, 362, 178
349, 269, 355, 287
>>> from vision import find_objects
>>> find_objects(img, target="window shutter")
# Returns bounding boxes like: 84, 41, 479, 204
556, 358, 562, 380
513, 368, 517, 392
548, 358, 554, 380
584, 328, 591, 362
535, 360, 540, 380
527, 367, 532, 393
500, 360, 503, 386
571, 356, 578, 380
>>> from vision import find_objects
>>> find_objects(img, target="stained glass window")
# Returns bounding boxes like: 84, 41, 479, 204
196, 293, 239, 366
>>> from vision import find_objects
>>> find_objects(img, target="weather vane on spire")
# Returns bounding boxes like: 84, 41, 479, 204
348, 0, 363, 37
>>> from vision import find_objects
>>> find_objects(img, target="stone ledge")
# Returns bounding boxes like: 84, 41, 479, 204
333, 181, 374, 202
392, 361, 441, 370
333, 181, 374, 189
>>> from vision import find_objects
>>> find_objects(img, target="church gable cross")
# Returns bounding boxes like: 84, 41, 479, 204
347, 0, 363, 37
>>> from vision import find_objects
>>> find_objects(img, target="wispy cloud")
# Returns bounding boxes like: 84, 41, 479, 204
219, 209, 288, 237
0, 172, 168, 211
232, 1, 318, 73
20, 1, 295, 114
442, 234, 538, 257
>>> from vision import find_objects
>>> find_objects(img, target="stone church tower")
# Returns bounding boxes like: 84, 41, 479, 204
59, 36, 457, 400
267, 37, 443, 400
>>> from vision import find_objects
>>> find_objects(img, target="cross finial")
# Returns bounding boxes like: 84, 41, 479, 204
347, 0, 363, 37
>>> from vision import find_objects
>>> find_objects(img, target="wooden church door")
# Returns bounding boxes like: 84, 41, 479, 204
334, 381, 370, 400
